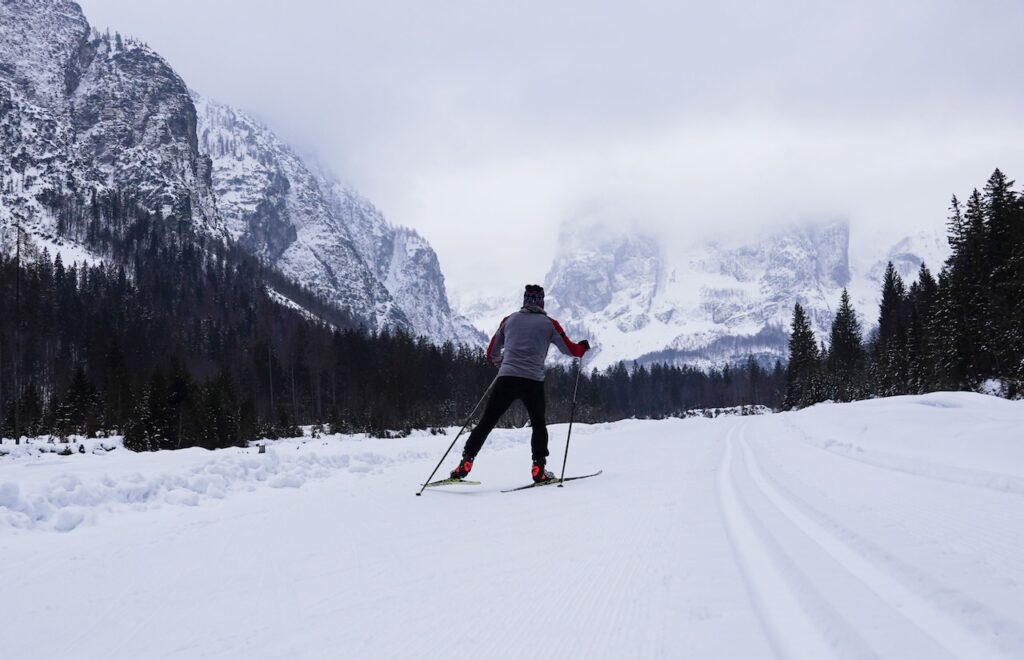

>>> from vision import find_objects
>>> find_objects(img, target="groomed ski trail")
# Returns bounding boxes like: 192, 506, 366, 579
717, 423, 855, 659
2, 392, 1022, 659
725, 420, 1021, 659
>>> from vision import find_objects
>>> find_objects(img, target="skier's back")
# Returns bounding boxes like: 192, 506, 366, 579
451, 284, 590, 483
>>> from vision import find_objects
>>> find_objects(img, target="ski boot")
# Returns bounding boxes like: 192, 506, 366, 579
450, 455, 474, 480
532, 460, 555, 484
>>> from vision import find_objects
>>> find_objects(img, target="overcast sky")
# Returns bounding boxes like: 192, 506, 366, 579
78, 0, 1024, 297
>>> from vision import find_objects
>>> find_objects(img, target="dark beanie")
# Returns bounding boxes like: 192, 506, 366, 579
523, 284, 545, 309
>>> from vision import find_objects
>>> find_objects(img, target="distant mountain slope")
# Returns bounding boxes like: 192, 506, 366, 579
194, 96, 406, 331
194, 96, 483, 344
459, 221, 949, 369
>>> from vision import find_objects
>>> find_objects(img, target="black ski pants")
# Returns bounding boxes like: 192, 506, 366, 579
463, 376, 549, 463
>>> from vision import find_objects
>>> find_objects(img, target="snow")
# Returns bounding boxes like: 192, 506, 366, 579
2, 392, 1023, 659
265, 287, 329, 326
978, 378, 1009, 398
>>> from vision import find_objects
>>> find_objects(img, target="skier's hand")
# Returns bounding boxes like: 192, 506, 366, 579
579, 340, 591, 353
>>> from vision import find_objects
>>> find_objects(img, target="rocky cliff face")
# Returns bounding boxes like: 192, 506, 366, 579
545, 224, 661, 334
0, 0, 222, 241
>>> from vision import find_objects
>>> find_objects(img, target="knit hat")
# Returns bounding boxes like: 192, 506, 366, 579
523, 284, 545, 310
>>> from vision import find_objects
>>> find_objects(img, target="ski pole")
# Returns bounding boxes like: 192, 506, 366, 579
558, 355, 585, 487
416, 374, 499, 496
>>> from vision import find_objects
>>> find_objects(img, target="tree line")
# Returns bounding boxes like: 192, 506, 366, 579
785, 169, 1024, 408
1, 190, 784, 449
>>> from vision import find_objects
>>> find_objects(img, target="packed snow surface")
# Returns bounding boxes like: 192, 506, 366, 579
2, 392, 1022, 659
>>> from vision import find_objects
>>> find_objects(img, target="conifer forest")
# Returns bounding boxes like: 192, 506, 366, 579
784, 169, 1024, 408
2, 170, 1019, 448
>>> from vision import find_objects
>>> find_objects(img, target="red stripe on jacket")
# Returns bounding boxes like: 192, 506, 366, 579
549, 318, 586, 358
486, 316, 509, 363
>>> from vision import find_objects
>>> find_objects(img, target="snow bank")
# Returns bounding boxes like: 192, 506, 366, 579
0, 441, 428, 532
0, 435, 120, 459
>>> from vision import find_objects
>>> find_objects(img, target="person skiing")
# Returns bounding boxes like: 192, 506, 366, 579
450, 284, 590, 484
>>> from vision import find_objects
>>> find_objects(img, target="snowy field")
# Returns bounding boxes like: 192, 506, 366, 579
2, 392, 1023, 660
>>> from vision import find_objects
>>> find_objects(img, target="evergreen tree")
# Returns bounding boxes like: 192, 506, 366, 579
982, 170, 1021, 378
826, 289, 864, 401
874, 263, 909, 395
875, 262, 906, 355
963, 189, 997, 376
934, 190, 993, 386
784, 303, 821, 409
102, 339, 132, 431
1011, 188, 1024, 387
906, 264, 939, 393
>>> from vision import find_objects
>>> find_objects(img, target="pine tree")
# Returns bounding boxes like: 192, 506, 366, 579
963, 189, 996, 377
826, 289, 864, 401
876, 262, 906, 355
906, 264, 939, 392
124, 389, 150, 452
982, 169, 1020, 378
1011, 188, 1024, 388
873, 263, 909, 395
784, 303, 821, 409
102, 339, 131, 431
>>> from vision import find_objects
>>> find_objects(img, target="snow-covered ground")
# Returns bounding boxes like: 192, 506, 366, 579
2, 392, 1022, 659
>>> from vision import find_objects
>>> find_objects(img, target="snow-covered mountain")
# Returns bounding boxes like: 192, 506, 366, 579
0, 0, 481, 346
0, 0, 224, 251
460, 220, 949, 369
194, 96, 483, 344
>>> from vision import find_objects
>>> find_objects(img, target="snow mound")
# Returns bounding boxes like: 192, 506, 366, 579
0, 445, 419, 532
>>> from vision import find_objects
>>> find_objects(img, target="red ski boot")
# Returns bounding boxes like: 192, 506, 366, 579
531, 461, 555, 484
449, 455, 474, 480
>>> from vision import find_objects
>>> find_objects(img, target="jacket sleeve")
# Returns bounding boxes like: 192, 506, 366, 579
549, 318, 586, 358
486, 316, 508, 365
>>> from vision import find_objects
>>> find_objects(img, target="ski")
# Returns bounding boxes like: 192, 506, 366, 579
422, 477, 481, 489
501, 470, 603, 493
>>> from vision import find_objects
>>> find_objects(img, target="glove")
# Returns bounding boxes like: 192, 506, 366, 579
579, 340, 591, 353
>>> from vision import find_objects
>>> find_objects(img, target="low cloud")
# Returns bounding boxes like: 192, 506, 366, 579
78, 0, 1024, 295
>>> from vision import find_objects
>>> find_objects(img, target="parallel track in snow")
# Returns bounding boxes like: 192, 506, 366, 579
724, 420, 1021, 660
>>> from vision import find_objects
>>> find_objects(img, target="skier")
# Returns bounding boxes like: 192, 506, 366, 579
450, 284, 590, 484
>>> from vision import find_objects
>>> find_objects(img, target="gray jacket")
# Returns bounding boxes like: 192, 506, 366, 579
487, 308, 586, 381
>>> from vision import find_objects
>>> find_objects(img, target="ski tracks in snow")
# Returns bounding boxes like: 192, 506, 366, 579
718, 419, 1022, 660
718, 423, 868, 660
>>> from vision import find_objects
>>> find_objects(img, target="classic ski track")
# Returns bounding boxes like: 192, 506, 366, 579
717, 423, 843, 659
752, 422, 1024, 607
737, 422, 1019, 660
